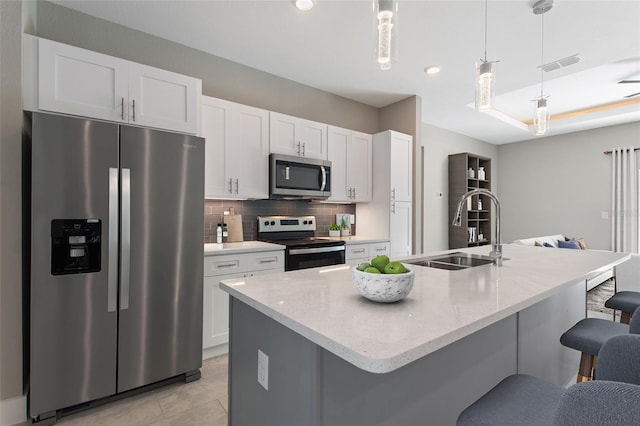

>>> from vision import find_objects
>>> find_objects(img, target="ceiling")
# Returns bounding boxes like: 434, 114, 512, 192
51, 0, 640, 144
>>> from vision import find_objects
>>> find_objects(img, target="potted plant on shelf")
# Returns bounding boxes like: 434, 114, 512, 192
328, 224, 341, 237
340, 216, 351, 237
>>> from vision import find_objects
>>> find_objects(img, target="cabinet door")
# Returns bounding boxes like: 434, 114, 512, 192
269, 112, 300, 156
299, 119, 328, 159
128, 63, 200, 134
38, 38, 129, 123
327, 126, 350, 202
390, 132, 413, 202
203, 272, 242, 350
390, 202, 412, 257
348, 131, 373, 202
229, 104, 270, 199
202, 97, 232, 198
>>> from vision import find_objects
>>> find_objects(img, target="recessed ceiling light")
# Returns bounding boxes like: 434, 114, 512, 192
424, 65, 441, 75
295, 0, 314, 11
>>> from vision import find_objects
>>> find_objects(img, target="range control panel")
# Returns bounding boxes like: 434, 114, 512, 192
257, 216, 316, 233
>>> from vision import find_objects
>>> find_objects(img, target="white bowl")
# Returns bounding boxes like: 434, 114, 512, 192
352, 266, 415, 303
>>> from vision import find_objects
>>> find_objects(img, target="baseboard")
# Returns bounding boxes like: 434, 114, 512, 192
0, 395, 27, 426
202, 343, 228, 360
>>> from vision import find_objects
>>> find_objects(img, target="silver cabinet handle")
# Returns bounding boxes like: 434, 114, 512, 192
234, 178, 239, 194
296, 142, 301, 155
259, 258, 277, 264
228, 178, 233, 194
132, 99, 136, 121
217, 263, 237, 268
108, 168, 119, 312
302, 142, 306, 156
391, 188, 396, 200
352, 188, 356, 199
120, 168, 131, 310
121, 97, 125, 120
376, 247, 387, 252
353, 248, 366, 254
391, 202, 396, 214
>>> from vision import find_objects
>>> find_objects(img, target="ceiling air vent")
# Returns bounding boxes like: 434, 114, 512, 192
538, 54, 581, 72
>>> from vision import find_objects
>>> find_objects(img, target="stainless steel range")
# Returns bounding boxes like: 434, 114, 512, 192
258, 216, 346, 271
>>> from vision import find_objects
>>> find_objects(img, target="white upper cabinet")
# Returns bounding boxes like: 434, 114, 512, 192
327, 125, 372, 202
269, 112, 328, 159
36, 37, 201, 134
389, 131, 413, 202
202, 96, 269, 199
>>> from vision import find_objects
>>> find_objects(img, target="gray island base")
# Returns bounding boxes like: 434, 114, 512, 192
221, 245, 629, 425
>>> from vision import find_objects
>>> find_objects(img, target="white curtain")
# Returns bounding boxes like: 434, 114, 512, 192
611, 147, 639, 253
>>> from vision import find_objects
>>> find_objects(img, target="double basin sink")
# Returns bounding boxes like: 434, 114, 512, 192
405, 252, 497, 271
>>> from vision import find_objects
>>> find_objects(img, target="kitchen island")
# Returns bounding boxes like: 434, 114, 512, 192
220, 245, 628, 425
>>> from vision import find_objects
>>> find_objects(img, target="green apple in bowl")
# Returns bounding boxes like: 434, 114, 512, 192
384, 261, 407, 274
370, 255, 390, 273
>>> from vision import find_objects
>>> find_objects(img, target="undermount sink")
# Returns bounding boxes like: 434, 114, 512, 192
406, 252, 497, 271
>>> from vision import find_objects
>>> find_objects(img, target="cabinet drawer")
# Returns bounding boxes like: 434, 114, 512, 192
204, 250, 284, 277
370, 242, 391, 257
345, 244, 370, 261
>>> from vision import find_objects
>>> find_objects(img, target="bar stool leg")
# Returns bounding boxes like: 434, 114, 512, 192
621, 311, 632, 325
577, 353, 595, 382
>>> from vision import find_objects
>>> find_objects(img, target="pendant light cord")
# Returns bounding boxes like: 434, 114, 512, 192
540, 12, 544, 97
484, 0, 488, 62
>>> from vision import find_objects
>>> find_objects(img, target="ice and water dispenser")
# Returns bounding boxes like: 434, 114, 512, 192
51, 219, 102, 275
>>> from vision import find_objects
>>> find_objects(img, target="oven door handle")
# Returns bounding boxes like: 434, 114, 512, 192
320, 166, 327, 191
289, 245, 345, 255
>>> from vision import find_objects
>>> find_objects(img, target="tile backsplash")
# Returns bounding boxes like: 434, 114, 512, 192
204, 199, 356, 243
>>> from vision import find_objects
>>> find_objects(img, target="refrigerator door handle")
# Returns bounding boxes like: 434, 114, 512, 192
108, 168, 119, 312
120, 168, 131, 311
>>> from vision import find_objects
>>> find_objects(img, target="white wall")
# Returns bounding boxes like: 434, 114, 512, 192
498, 121, 640, 249
422, 123, 498, 252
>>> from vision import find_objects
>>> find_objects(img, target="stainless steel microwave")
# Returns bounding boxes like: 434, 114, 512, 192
269, 153, 331, 199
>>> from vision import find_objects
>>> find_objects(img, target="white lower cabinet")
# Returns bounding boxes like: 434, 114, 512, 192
203, 250, 284, 359
345, 241, 390, 263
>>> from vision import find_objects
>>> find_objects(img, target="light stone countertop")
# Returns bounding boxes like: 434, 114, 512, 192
204, 241, 284, 256
220, 244, 628, 374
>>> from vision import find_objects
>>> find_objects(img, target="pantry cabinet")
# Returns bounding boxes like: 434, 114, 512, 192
34, 36, 200, 134
356, 130, 413, 258
203, 249, 284, 358
269, 112, 328, 159
327, 125, 372, 202
202, 96, 270, 199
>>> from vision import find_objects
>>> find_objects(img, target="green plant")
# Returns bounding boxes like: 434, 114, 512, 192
328, 224, 341, 231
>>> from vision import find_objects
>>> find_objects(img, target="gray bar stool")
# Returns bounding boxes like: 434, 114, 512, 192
457, 334, 640, 426
605, 290, 640, 324
559, 305, 640, 382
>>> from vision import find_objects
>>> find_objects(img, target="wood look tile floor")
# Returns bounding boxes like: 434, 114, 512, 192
56, 354, 228, 426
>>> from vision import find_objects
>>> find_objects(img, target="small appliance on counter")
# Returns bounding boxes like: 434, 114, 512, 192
257, 215, 345, 271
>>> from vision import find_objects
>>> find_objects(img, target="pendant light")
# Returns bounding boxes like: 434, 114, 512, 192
375, 0, 397, 71
475, 0, 498, 111
532, 0, 553, 136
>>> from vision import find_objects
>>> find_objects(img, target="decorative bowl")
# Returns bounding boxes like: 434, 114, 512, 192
352, 266, 415, 303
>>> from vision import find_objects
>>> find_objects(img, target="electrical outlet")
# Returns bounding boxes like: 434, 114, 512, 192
257, 349, 269, 390
602, 211, 609, 220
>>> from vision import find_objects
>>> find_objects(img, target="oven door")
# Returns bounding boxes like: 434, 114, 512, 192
286, 245, 345, 271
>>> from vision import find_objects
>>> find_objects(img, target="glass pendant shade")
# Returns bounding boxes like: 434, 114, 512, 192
375, 0, 396, 70
475, 61, 494, 111
534, 97, 549, 136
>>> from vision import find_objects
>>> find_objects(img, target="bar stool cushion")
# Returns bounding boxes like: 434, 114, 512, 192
559, 318, 628, 355
457, 374, 564, 426
604, 291, 640, 314
595, 334, 640, 384
552, 380, 640, 426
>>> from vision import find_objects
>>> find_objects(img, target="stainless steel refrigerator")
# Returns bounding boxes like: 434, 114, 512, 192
26, 112, 204, 423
